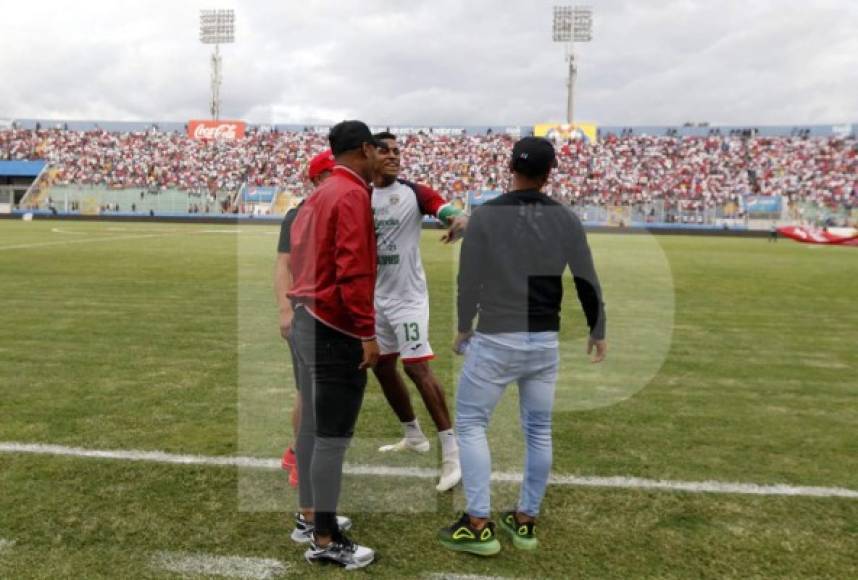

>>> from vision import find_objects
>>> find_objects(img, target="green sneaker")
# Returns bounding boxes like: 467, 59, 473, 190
499, 511, 538, 550
438, 513, 501, 556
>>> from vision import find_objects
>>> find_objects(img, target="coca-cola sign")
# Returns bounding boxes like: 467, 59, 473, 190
187, 120, 246, 141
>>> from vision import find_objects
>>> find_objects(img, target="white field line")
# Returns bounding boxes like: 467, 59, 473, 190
2, 226, 257, 252
425, 575, 516, 580
3, 226, 277, 251
152, 551, 289, 579
1, 442, 857, 500
0, 231, 180, 251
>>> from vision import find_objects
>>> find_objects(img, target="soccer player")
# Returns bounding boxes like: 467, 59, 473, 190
275, 149, 336, 488
439, 137, 607, 556
370, 132, 468, 492
288, 121, 380, 569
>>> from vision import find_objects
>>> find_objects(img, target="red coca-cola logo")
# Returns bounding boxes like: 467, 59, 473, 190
187, 120, 246, 141
193, 123, 237, 140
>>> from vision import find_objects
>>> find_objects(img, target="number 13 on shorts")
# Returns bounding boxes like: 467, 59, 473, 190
375, 301, 435, 362
397, 318, 434, 362
403, 322, 420, 341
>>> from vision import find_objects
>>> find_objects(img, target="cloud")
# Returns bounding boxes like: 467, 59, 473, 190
0, 0, 854, 126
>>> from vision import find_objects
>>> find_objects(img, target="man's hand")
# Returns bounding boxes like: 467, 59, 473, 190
279, 308, 294, 340
587, 337, 607, 363
452, 330, 474, 356
440, 215, 468, 244
360, 339, 380, 370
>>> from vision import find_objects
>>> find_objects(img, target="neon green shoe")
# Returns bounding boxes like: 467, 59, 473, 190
438, 513, 501, 556
499, 511, 538, 550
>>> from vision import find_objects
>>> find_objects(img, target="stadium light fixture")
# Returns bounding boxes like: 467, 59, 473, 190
199, 9, 235, 120
553, 5, 593, 123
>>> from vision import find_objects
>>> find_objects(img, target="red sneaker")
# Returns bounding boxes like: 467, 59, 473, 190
281, 447, 296, 471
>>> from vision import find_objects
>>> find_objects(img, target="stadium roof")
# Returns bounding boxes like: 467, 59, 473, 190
0, 160, 47, 177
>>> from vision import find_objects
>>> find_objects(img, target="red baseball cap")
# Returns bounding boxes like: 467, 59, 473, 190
307, 149, 336, 180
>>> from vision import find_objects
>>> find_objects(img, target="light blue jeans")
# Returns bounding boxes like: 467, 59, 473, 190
456, 331, 559, 519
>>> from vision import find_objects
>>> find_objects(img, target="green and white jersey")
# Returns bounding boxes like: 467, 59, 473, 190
372, 179, 449, 301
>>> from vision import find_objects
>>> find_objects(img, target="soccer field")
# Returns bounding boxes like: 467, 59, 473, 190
1, 220, 856, 579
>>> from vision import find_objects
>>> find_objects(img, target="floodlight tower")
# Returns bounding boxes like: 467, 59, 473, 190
553, 6, 592, 124
199, 9, 235, 120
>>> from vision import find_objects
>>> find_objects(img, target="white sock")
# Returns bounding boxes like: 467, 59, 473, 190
402, 419, 426, 442
438, 429, 458, 458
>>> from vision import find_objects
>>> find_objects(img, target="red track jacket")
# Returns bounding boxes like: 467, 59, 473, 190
288, 165, 377, 340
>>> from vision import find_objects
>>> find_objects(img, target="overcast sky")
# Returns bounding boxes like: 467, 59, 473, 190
0, 0, 855, 126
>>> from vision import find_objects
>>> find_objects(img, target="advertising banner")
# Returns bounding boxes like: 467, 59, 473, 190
778, 226, 858, 246
534, 122, 598, 143
467, 190, 503, 210
242, 186, 277, 203
743, 195, 782, 215
187, 120, 246, 141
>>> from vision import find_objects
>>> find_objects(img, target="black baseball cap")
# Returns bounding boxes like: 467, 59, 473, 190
511, 136, 558, 177
329, 120, 379, 155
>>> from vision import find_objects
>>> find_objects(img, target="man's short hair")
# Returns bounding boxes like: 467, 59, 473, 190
373, 131, 397, 142
329, 120, 377, 156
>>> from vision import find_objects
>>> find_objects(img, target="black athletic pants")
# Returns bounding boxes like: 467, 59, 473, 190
291, 306, 367, 536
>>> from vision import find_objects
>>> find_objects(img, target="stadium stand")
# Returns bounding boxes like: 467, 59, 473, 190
1, 124, 855, 226
42, 185, 230, 215
0, 160, 48, 211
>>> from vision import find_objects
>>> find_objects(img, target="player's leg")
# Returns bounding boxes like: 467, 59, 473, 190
402, 362, 451, 431
290, 316, 317, 534
292, 397, 301, 441
402, 361, 461, 491
374, 304, 430, 453
373, 355, 416, 424
285, 388, 302, 487
398, 301, 455, 462
282, 336, 303, 486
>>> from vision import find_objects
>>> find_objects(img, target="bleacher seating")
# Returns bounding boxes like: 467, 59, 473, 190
1, 125, 855, 223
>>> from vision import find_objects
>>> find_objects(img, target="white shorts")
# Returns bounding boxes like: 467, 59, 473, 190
375, 297, 434, 363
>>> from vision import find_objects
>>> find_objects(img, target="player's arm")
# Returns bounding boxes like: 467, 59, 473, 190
564, 208, 607, 363
440, 212, 468, 244
274, 216, 295, 340
274, 252, 293, 339
414, 182, 468, 243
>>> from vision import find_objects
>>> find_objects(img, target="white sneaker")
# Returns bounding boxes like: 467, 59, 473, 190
435, 455, 462, 492
290, 513, 352, 544
304, 532, 375, 570
378, 437, 431, 454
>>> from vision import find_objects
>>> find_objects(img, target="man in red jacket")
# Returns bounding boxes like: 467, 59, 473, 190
277, 149, 336, 491
287, 120, 380, 570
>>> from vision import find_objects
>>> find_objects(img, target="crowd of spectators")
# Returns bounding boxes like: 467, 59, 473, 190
1, 127, 855, 215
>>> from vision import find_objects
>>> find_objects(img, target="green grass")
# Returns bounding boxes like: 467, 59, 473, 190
0, 220, 856, 578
